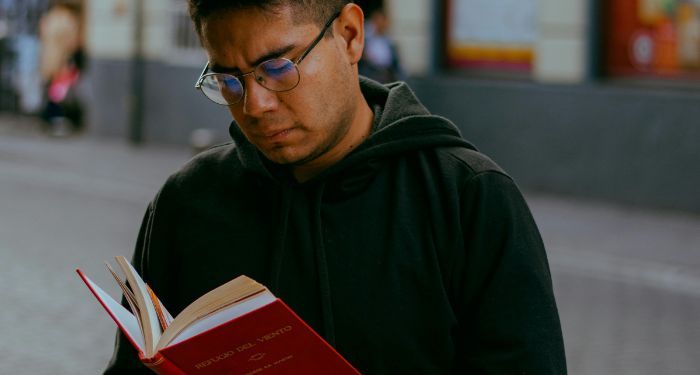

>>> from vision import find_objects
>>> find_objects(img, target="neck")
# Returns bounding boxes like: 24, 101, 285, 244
292, 99, 374, 183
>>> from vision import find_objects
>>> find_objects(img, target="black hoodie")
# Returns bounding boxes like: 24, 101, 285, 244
105, 78, 566, 374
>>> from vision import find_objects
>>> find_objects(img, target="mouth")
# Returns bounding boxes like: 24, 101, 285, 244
260, 128, 295, 141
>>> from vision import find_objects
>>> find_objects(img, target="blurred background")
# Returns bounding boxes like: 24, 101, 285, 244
0, 0, 699, 374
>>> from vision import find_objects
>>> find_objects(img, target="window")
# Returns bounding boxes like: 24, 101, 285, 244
168, 0, 205, 66
604, 0, 700, 80
443, 0, 537, 76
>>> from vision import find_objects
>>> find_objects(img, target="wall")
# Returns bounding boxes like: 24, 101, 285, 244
86, 59, 230, 144
85, 0, 231, 144
409, 76, 700, 213
86, 0, 170, 60
385, 0, 433, 74
535, 0, 590, 83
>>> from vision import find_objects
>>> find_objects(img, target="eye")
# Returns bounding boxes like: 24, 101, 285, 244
259, 59, 295, 79
216, 75, 243, 94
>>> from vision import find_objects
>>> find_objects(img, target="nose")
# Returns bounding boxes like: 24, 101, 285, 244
241, 75, 278, 117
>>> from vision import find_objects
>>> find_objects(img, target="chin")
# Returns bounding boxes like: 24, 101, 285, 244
262, 149, 306, 166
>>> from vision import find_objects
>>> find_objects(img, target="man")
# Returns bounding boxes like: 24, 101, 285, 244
105, 0, 566, 373
359, 6, 405, 83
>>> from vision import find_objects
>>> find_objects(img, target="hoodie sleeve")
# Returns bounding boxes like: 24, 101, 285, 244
451, 171, 567, 374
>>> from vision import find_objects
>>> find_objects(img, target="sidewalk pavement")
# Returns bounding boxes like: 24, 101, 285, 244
530, 194, 700, 374
1, 114, 699, 374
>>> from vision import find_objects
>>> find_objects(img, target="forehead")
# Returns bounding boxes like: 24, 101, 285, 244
200, 6, 319, 69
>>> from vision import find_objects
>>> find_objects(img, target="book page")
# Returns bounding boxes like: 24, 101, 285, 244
156, 275, 269, 349
164, 291, 276, 348
115, 256, 162, 357
77, 270, 145, 352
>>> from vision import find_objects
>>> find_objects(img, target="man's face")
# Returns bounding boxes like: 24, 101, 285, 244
200, 6, 360, 167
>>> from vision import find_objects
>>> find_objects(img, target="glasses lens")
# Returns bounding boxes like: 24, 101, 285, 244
200, 74, 243, 105
256, 59, 300, 91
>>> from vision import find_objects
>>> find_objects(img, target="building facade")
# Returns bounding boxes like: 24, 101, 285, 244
85, 0, 700, 212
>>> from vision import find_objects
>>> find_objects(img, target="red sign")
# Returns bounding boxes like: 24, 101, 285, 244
605, 0, 700, 79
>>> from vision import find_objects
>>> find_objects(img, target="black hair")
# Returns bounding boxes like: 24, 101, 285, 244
188, 0, 352, 36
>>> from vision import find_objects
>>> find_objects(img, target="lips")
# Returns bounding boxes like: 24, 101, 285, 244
256, 127, 296, 142
264, 128, 292, 138
243, 120, 298, 143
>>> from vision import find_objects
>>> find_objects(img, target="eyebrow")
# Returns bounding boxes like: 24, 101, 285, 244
210, 44, 297, 74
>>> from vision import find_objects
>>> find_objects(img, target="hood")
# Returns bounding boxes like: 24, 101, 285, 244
225, 77, 476, 346
228, 76, 475, 183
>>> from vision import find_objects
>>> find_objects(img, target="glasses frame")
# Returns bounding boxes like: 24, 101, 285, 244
195, 11, 342, 106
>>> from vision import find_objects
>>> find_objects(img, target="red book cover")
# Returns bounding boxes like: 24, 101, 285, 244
151, 299, 358, 375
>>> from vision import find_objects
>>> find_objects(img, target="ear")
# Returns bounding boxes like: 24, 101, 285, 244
335, 3, 365, 65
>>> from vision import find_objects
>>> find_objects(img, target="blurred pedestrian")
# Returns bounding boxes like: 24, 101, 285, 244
359, 7, 405, 83
39, 0, 84, 135
105, 1, 566, 374
7, 0, 49, 114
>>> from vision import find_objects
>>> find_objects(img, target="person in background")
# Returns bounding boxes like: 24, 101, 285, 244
7, 0, 49, 114
105, 1, 567, 373
39, 0, 84, 135
359, 6, 404, 83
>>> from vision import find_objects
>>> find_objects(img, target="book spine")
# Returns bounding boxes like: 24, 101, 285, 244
140, 352, 188, 375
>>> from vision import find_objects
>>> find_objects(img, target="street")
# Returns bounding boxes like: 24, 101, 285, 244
1, 118, 699, 374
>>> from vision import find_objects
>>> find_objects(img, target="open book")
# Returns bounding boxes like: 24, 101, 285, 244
77, 256, 358, 375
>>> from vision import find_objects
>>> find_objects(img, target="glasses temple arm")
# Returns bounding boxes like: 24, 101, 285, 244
295, 11, 341, 64
194, 62, 210, 89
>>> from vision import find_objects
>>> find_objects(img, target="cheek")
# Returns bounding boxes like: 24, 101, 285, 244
293, 45, 345, 99
296, 60, 347, 113
227, 106, 243, 124
227, 106, 256, 139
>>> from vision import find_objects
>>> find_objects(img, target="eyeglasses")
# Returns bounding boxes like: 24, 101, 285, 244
195, 11, 341, 106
